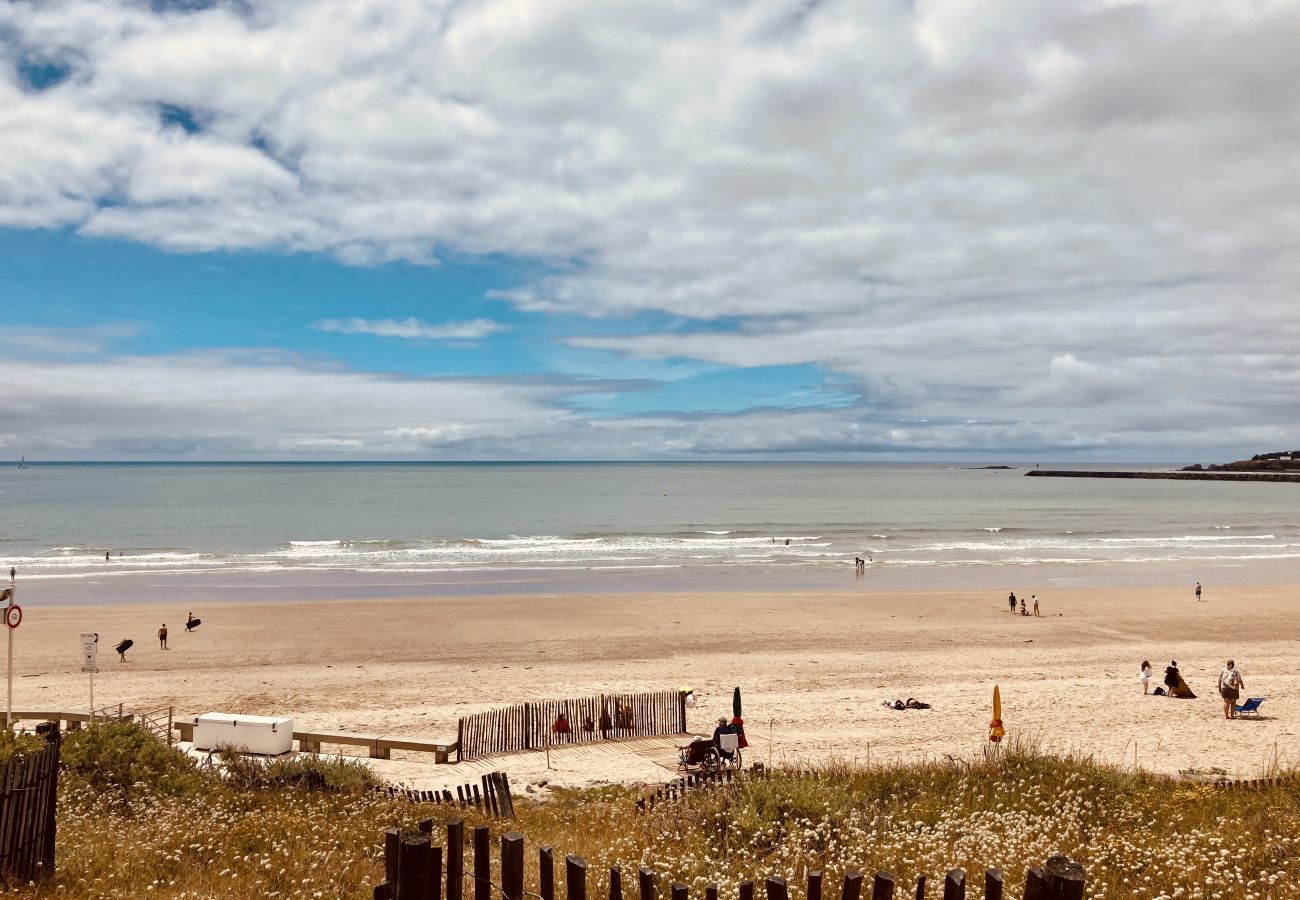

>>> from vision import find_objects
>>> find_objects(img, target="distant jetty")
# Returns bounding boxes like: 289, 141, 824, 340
1027, 450, 1300, 483
1026, 470, 1300, 483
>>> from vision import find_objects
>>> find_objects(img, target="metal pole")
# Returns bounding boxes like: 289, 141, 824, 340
5, 577, 13, 731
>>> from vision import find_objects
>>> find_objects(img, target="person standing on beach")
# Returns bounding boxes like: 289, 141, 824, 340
1032, 595, 1040, 616
158, 623, 168, 650
1140, 661, 1152, 694
1218, 660, 1244, 719
1195, 582, 1202, 601
1008, 592, 1017, 614
105, 550, 111, 562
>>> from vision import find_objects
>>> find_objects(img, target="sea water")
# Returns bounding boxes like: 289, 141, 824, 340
2, 462, 1298, 598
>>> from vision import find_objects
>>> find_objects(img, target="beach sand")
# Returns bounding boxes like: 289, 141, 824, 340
7, 579, 1298, 791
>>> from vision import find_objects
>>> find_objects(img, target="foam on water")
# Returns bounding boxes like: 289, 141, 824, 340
5, 461, 1300, 581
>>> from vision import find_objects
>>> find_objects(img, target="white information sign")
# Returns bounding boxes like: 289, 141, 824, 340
80, 632, 99, 673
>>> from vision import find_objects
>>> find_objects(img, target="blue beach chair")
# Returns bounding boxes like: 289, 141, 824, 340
1234, 697, 1265, 718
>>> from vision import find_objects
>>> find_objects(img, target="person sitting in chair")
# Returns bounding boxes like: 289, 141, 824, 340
712, 716, 735, 758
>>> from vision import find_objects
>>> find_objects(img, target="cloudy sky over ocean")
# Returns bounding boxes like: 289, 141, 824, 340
1, 0, 1297, 460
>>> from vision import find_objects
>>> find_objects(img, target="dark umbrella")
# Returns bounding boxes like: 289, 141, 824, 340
732, 687, 742, 719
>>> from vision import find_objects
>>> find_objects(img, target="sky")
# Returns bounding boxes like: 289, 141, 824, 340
1, 0, 1297, 461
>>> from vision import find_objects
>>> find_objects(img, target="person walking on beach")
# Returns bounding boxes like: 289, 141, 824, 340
1195, 582, 1202, 602
158, 623, 168, 650
1008, 592, 1017, 614
1218, 660, 1244, 719
1032, 595, 1040, 616
105, 550, 111, 562
1140, 660, 1152, 694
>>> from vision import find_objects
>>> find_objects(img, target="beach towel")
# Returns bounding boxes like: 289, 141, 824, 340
1171, 677, 1196, 699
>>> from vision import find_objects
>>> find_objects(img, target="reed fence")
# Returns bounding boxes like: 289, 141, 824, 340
380, 772, 516, 818
636, 768, 737, 813
457, 691, 686, 761
371, 821, 1085, 900
0, 724, 59, 885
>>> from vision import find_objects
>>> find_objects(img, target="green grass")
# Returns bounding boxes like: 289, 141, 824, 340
6, 727, 1300, 899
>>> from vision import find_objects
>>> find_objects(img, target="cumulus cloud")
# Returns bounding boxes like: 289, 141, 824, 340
312, 317, 510, 340
1, 0, 1298, 455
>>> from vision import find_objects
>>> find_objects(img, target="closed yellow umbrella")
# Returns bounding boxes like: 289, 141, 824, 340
989, 685, 1005, 743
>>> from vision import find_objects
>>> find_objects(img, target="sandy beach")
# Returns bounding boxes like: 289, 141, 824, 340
8, 576, 1299, 790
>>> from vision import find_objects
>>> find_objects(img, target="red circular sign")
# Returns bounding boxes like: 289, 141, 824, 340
5, 605, 21, 629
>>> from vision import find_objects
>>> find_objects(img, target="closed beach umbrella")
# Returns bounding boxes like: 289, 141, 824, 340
732, 687, 742, 719
989, 685, 1005, 743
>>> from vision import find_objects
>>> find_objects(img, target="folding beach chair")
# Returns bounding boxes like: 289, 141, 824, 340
1234, 697, 1265, 718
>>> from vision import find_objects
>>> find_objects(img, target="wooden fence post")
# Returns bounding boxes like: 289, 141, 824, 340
841, 873, 863, 900
869, 872, 893, 900
385, 828, 401, 886
432, 845, 444, 900
541, 847, 555, 900
501, 832, 525, 900
705, 885, 718, 900
639, 867, 656, 900
982, 869, 1002, 900
765, 877, 789, 900
808, 870, 823, 900
913, 876, 925, 900
1021, 868, 1044, 900
672, 883, 688, 900
447, 819, 465, 900
473, 827, 491, 900
942, 870, 964, 900
1041, 855, 1083, 900
398, 831, 434, 900
568, 856, 589, 900
611, 866, 624, 900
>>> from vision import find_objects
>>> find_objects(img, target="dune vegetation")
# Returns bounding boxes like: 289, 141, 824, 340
3, 725, 1299, 899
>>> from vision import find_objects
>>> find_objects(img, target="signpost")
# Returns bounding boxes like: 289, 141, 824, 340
81, 633, 99, 717
4, 575, 17, 730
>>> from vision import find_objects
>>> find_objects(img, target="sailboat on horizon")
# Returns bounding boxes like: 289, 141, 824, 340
16, 456, 26, 469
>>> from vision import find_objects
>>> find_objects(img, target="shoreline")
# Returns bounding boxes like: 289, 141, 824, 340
10, 574, 1300, 787
15, 554, 1300, 606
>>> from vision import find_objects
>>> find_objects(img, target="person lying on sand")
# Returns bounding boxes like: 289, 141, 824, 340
883, 699, 932, 710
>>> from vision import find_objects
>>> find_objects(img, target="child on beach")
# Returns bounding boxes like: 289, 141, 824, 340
1140, 661, 1151, 694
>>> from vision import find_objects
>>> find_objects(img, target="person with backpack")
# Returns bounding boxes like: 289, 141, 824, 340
1218, 660, 1245, 719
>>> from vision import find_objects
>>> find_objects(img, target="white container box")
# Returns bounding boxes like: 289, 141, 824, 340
191, 712, 294, 756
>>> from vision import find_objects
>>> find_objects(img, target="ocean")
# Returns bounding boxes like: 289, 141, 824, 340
3, 462, 1299, 602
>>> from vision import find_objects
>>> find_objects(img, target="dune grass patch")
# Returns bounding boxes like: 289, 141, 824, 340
5, 729, 1299, 899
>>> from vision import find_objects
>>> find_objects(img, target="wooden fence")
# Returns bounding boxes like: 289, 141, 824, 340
637, 768, 737, 813
372, 822, 1086, 900
380, 772, 516, 817
0, 725, 60, 884
458, 691, 686, 761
